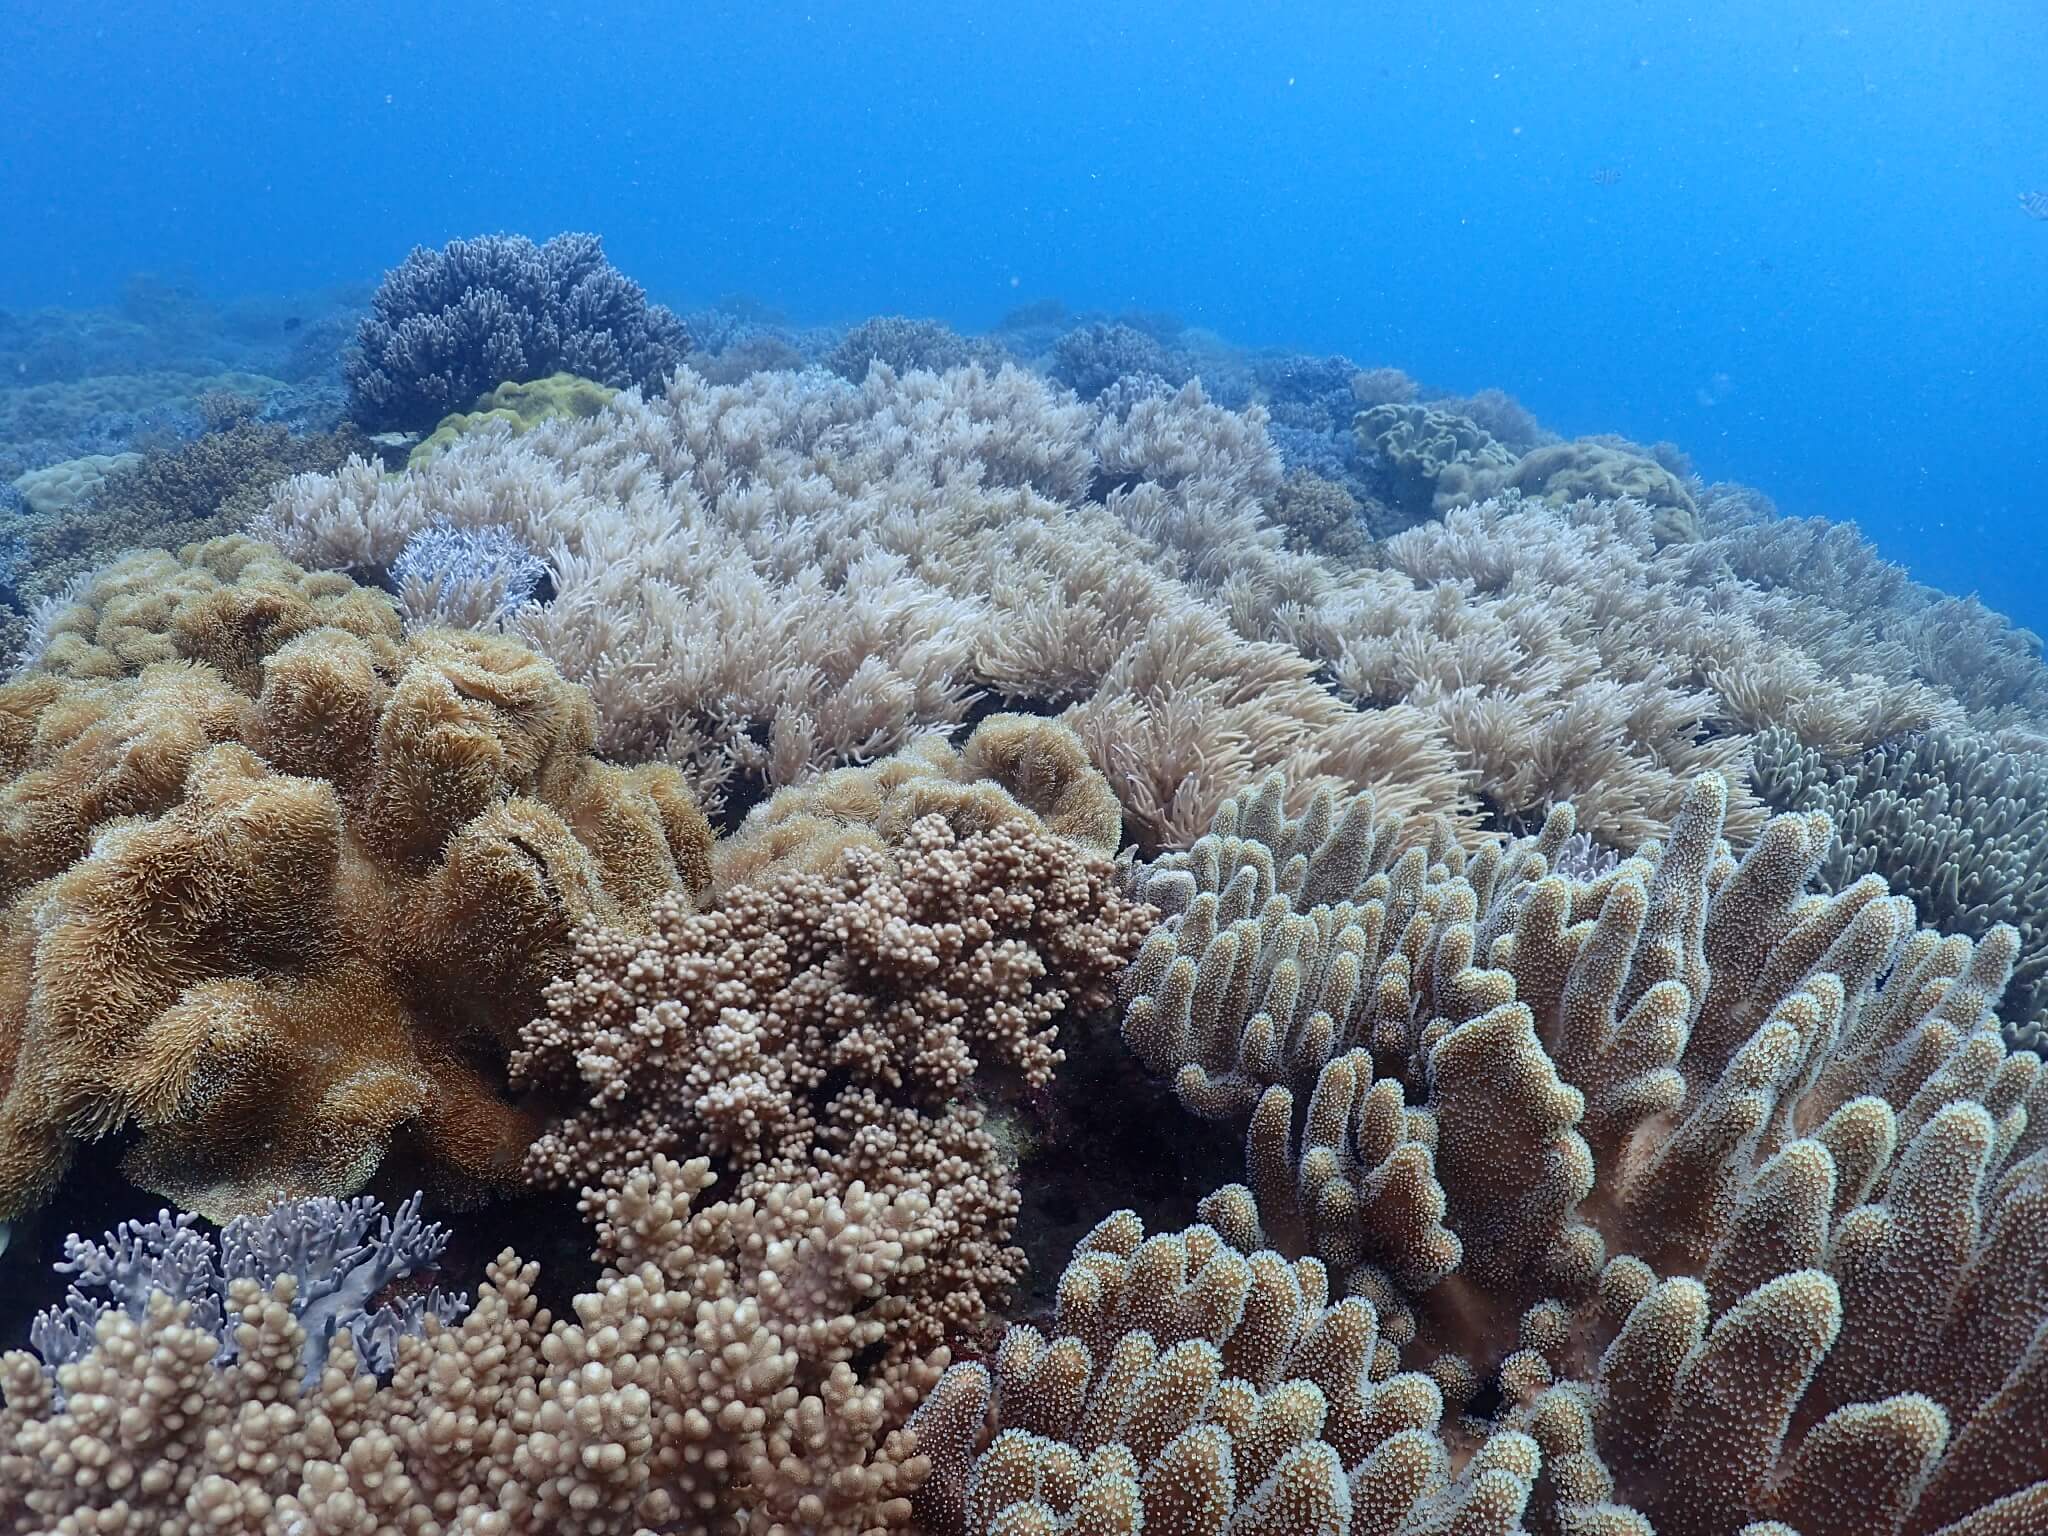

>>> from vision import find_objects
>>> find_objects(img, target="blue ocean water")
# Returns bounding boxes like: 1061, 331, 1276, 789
2, 0, 2044, 629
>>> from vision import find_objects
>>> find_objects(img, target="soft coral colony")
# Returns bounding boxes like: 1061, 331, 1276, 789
0, 236, 2043, 1536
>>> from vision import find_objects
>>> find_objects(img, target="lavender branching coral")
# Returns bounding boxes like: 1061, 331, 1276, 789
1079, 771, 2048, 1535
29, 1193, 465, 1391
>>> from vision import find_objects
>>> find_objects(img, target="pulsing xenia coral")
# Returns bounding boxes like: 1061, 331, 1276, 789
29, 1192, 465, 1391
1097, 771, 2048, 1535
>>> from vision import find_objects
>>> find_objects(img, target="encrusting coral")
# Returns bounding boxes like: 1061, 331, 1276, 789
709, 712, 1125, 891
1092, 770, 2048, 1534
512, 752, 1157, 1356
0, 537, 712, 1222
0, 1153, 942, 1536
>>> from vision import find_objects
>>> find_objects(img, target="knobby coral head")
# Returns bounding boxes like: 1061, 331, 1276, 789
0, 537, 712, 1222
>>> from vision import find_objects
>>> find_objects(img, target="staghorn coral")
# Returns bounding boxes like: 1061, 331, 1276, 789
0, 1154, 939, 1536
0, 537, 712, 1221
344, 232, 690, 433
513, 806, 1156, 1355
1105, 769, 2048, 1534
1751, 725, 2048, 1051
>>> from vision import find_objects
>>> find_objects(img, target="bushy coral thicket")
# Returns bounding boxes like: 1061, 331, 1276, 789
4, 267, 2048, 1536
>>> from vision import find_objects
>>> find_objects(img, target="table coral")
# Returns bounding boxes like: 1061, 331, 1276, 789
0, 538, 712, 1222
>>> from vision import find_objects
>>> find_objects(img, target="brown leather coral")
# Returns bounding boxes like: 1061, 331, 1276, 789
0, 538, 712, 1221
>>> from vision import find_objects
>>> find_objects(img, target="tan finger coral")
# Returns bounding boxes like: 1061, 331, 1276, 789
0, 1154, 938, 1536
1110, 769, 2048, 1534
515, 806, 1156, 1355
0, 538, 712, 1221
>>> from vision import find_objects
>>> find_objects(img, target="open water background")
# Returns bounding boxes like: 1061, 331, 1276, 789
2, 0, 2044, 630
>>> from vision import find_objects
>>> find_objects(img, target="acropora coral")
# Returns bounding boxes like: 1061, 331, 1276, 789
0, 537, 711, 1221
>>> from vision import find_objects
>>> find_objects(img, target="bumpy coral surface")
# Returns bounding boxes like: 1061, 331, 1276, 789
1104, 772, 2048, 1534
515, 800, 1155, 1354
710, 713, 1125, 892
0, 538, 712, 1221
0, 1155, 939, 1536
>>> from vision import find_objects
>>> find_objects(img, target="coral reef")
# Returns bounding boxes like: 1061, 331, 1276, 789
1698, 495, 2048, 741
29, 1193, 464, 1388
1100, 770, 2048, 1533
254, 363, 1475, 846
406, 371, 618, 465
4, 415, 366, 609
826, 315, 1006, 380
254, 362, 1982, 850
1752, 725, 2048, 1051
0, 1154, 940, 1536
513, 798, 1155, 1354
344, 233, 691, 433
0, 538, 712, 1221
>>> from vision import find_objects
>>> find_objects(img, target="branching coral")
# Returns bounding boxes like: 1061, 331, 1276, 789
1100, 770, 2048, 1534
0, 1155, 940, 1536
29, 1193, 465, 1389
513, 800, 1155, 1353
344, 232, 691, 433
0, 538, 712, 1221
1752, 725, 2048, 1051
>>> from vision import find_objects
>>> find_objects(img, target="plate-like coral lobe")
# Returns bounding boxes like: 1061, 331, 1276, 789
0, 538, 712, 1221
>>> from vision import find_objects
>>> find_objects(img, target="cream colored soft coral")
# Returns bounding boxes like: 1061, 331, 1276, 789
0, 1156, 937, 1536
